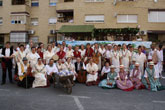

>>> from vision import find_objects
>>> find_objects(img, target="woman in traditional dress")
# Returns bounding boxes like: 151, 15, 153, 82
129, 58, 136, 71
73, 46, 81, 63
99, 44, 106, 67
85, 43, 93, 64
65, 45, 74, 59
32, 58, 47, 88
116, 65, 134, 91
99, 65, 118, 89
56, 46, 66, 61
92, 44, 101, 70
110, 45, 122, 73
79, 44, 86, 60
121, 44, 131, 71
44, 45, 54, 64
26, 47, 40, 67
56, 59, 68, 76
100, 62, 110, 80
130, 63, 143, 89
86, 58, 99, 86
142, 61, 165, 91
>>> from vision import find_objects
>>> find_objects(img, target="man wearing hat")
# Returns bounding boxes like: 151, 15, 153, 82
17, 57, 34, 88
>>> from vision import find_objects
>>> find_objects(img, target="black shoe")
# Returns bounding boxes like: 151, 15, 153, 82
1, 82, 5, 85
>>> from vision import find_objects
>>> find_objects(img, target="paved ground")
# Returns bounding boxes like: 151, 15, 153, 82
0, 69, 165, 110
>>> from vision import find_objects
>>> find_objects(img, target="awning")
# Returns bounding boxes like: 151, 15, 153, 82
58, 25, 95, 33
148, 30, 165, 34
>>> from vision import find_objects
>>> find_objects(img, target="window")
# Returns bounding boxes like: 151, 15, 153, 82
148, 11, 165, 22
31, 0, 39, 7
49, 17, 57, 24
10, 32, 28, 43
0, 0, 3, 6
30, 36, 39, 43
48, 36, 55, 43
117, 15, 137, 23
49, 0, 58, 6
31, 18, 38, 25
11, 15, 27, 24
0, 17, 2, 25
85, 0, 104, 2
12, 0, 25, 5
85, 15, 104, 23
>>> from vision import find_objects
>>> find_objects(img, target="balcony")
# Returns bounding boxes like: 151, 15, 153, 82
56, 0, 74, 10
57, 10, 74, 23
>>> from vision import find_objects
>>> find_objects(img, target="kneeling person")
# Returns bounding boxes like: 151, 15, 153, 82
17, 57, 34, 88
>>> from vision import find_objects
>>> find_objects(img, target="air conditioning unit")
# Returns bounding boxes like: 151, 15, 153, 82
57, 13, 63, 18
139, 30, 147, 35
28, 30, 35, 35
50, 30, 56, 34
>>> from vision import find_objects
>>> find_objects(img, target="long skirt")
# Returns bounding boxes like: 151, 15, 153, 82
33, 73, 47, 88
116, 80, 134, 91
86, 72, 98, 83
131, 78, 142, 89
99, 79, 116, 89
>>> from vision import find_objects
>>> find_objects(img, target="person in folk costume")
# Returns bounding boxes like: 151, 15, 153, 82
129, 58, 136, 71
135, 46, 147, 75
65, 44, 74, 59
121, 44, 131, 71
110, 45, 122, 73
25, 40, 34, 54
92, 43, 101, 70
116, 65, 134, 91
73, 46, 81, 63
117, 44, 122, 53
17, 57, 34, 88
158, 44, 164, 78
100, 62, 111, 80
129, 45, 136, 63
37, 47, 43, 59
99, 65, 118, 89
84, 43, 94, 64
64, 57, 78, 81
99, 44, 106, 67
46, 59, 58, 83
130, 63, 143, 90
148, 43, 161, 79
1, 42, 14, 85
26, 47, 40, 68
32, 58, 47, 88
142, 61, 165, 91
44, 45, 54, 65
104, 44, 112, 63
56, 59, 68, 76
75, 57, 87, 83
86, 58, 99, 86
79, 44, 86, 61
52, 42, 58, 54
56, 46, 66, 61
62, 41, 67, 52
39, 42, 46, 53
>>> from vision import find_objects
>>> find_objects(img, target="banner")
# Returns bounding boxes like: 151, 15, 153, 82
57, 41, 152, 48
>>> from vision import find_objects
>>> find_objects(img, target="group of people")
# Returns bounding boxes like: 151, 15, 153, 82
0, 40, 165, 92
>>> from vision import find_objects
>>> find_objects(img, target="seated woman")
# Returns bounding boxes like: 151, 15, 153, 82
130, 63, 143, 90
17, 57, 34, 88
116, 65, 134, 91
32, 58, 47, 88
129, 58, 136, 71
99, 65, 118, 89
65, 57, 78, 80
86, 58, 99, 86
56, 59, 68, 76
142, 61, 165, 91
100, 62, 110, 80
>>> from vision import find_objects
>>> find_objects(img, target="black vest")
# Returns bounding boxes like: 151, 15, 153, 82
75, 62, 83, 72
2, 47, 13, 62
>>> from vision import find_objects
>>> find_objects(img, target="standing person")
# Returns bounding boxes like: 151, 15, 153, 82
121, 44, 131, 71
73, 46, 81, 63
129, 45, 136, 63
99, 65, 118, 89
110, 45, 122, 73
37, 47, 43, 59
44, 45, 54, 64
17, 57, 34, 88
25, 40, 34, 54
104, 44, 112, 63
79, 44, 86, 60
86, 58, 99, 86
56, 46, 66, 60
32, 58, 47, 88
135, 46, 147, 75
65, 45, 74, 59
52, 42, 58, 54
62, 41, 67, 52
26, 47, 40, 67
84, 43, 93, 64
116, 65, 134, 91
1, 42, 14, 85
130, 63, 143, 90
39, 42, 46, 53
158, 45, 164, 78
142, 61, 165, 91
92, 43, 101, 70
99, 44, 106, 67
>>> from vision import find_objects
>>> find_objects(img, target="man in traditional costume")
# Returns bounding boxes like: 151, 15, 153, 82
44, 45, 54, 64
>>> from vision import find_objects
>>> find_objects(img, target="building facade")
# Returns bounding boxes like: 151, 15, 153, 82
0, 0, 165, 46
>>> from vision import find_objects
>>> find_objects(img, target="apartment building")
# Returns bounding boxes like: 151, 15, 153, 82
0, 0, 165, 46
